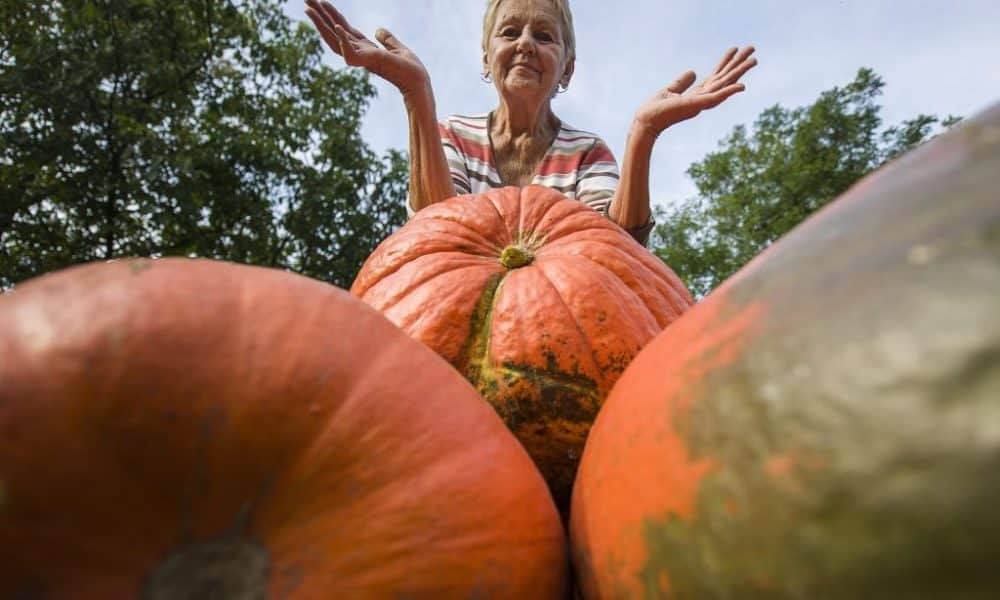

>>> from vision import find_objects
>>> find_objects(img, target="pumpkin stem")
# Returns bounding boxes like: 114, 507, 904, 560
500, 245, 534, 269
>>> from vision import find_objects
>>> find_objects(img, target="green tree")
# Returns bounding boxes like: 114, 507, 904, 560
0, 0, 407, 290
652, 68, 961, 298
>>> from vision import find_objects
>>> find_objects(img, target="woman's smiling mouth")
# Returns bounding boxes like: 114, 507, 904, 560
511, 64, 539, 74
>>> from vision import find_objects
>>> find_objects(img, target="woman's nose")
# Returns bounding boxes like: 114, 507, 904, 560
515, 31, 535, 55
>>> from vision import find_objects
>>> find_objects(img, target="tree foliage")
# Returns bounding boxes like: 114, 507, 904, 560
652, 68, 961, 297
0, 0, 407, 290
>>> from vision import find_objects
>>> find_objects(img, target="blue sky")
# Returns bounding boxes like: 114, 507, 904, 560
283, 0, 1000, 209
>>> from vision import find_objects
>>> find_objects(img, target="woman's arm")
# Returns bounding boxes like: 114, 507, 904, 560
610, 124, 656, 231
304, 0, 455, 211
403, 84, 456, 212
609, 47, 757, 232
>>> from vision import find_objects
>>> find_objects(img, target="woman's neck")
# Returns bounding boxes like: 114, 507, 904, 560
491, 99, 560, 142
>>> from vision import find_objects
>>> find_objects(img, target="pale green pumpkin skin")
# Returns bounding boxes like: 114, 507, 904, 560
571, 104, 1000, 599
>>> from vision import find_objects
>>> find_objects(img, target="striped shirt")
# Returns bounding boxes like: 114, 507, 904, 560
407, 112, 619, 217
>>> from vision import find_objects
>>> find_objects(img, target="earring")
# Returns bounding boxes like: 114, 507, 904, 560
481, 71, 493, 83
557, 81, 569, 94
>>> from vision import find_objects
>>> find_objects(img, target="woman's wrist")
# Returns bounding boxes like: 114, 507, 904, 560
400, 73, 433, 107
627, 118, 660, 150
400, 81, 434, 111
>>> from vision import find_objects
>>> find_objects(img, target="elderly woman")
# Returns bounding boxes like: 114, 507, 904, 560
304, 0, 755, 246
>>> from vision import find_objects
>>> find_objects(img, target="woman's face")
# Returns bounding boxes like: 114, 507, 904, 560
484, 0, 573, 103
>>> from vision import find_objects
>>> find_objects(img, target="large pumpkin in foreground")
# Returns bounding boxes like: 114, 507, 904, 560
0, 259, 567, 599
352, 186, 693, 512
571, 105, 1000, 598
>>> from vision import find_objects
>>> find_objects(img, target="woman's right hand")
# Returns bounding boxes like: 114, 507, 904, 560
304, 0, 429, 96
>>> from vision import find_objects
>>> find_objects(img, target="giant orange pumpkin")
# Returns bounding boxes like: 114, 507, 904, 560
352, 185, 693, 512
0, 258, 567, 598
571, 105, 1000, 597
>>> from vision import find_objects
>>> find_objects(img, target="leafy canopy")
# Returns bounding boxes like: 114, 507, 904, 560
0, 0, 407, 289
651, 68, 961, 298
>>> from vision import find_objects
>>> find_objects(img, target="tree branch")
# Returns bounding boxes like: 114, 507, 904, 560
143, 0, 217, 104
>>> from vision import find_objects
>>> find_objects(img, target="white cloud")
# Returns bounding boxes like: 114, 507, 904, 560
287, 0, 1000, 210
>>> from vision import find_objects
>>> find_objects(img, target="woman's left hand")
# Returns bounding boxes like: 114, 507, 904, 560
633, 46, 757, 140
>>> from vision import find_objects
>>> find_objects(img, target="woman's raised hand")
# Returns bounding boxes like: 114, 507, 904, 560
304, 0, 429, 96
633, 46, 757, 140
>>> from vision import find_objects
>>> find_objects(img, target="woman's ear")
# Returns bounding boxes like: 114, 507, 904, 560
561, 57, 576, 87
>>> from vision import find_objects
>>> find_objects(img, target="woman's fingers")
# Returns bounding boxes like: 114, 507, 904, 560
712, 47, 738, 75
718, 46, 755, 77
726, 55, 757, 82
304, 0, 386, 68
375, 27, 406, 52
710, 45, 755, 81
664, 70, 697, 95
305, 0, 371, 50
304, 0, 354, 38
305, 7, 346, 56
318, 1, 368, 41
304, 0, 338, 34
700, 48, 756, 93
698, 83, 746, 109
334, 24, 367, 65
703, 57, 757, 92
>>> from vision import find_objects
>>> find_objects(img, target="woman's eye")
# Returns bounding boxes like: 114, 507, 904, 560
536, 31, 553, 42
501, 28, 518, 38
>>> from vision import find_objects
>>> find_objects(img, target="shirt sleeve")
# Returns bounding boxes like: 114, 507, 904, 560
623, 219, 655, 247
406, 119, 472, 219
575, 139, 620, 217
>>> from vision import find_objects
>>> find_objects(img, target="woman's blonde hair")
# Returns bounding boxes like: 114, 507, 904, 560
481, 0, 576, 62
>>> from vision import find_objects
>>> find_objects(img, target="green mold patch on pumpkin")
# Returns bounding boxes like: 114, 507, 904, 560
489, 355, 601, 513
600, 351, 636, 380
457, 264, 601, 513
614, 110, 1000, 599
496, 368, 600, 514
143, 504, 271, 599
633, 322, 866, 598
458, 272, 505, 391
492, 361, 600, 426
458, 271, 600, 424
142, 535, 270, 600
635, 301, 1000, 597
